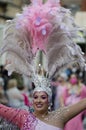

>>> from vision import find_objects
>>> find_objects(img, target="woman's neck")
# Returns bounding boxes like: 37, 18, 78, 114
34, 110, 49, 119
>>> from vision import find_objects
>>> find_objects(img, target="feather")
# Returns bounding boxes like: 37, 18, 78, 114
0, 20, 34, 76
46, 27, 85, 78
30, 0, 43, 5
0, 1, 85, 79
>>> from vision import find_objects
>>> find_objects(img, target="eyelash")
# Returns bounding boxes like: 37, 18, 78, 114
42, 97, 47, 99
33, 96, 47, 99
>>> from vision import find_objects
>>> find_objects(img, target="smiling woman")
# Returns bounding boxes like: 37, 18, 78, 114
33, 91, 49, 115
0, 72, 86, 130
0, 0, 86, 130
0, 79, 86, 130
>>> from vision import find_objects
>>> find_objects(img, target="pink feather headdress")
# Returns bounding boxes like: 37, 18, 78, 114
0, 0, 85, 78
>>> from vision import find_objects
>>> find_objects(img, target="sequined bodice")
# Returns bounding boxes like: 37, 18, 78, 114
35, 119, 62, 130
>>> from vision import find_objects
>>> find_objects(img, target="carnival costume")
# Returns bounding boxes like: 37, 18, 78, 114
0, 0, 85, 129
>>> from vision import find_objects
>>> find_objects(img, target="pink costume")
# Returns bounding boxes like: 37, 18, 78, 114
22, 93, 32, 107
0, 104, 62, 130
35, 119, 62, 130
0, 0, 85, 129
63, 85, 86, 130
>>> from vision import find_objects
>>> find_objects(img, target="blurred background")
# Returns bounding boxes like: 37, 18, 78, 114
0, 0, 86, 129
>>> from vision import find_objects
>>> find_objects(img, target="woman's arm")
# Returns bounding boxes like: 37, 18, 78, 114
54, 98, 86, 127
0, 104, 29, 129
61, 98, 86, 124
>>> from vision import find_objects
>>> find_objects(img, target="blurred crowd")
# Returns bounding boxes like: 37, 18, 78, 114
0, 65, 33, 111
0, 65, 86, 129
52, 66, 86, 130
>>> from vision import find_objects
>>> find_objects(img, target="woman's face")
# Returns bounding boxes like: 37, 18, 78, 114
33, 91, 49, 113
69, 74, 78, 85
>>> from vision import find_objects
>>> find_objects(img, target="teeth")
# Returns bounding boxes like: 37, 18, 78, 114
36, 104, 43, 107
37, 105, 42, 106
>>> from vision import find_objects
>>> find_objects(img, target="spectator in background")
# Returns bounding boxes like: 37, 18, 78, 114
0, 77, 8, 105
0, 66, 9, 91
62, 73, 86, 130
6, 79, 26, 109
51, 72, 68, 109
23, 75, 32, 91
18, 85, 32, 109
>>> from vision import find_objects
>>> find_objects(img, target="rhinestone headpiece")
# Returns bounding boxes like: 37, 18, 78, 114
32, 65, 52, 99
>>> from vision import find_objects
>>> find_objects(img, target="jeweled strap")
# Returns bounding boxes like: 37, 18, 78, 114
23, 112, 37, 130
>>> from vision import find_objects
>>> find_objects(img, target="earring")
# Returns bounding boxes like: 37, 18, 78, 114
48, 103, 52, 111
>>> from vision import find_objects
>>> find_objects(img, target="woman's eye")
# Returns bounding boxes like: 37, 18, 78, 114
42, 96, 47, 99
33, 96, 38, 99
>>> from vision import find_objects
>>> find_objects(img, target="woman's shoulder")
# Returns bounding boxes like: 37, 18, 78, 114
44, 107, 68, 128
50, 107, 68, 123
53, 106, 68, 116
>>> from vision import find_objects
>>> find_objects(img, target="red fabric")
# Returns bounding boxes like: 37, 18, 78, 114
22, 93, 32, 107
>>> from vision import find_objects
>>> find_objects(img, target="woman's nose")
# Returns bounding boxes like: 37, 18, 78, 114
37, 98, 41, 102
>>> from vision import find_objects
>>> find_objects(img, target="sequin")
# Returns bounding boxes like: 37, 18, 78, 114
23, 113, 37, 130
41, 107, 69, 124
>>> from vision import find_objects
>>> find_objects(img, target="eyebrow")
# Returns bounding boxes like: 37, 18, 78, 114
34, 94, 47, 97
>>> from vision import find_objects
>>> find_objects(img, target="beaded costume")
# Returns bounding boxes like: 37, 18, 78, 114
0, 0, 86, 130
0, 104, 69, 130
